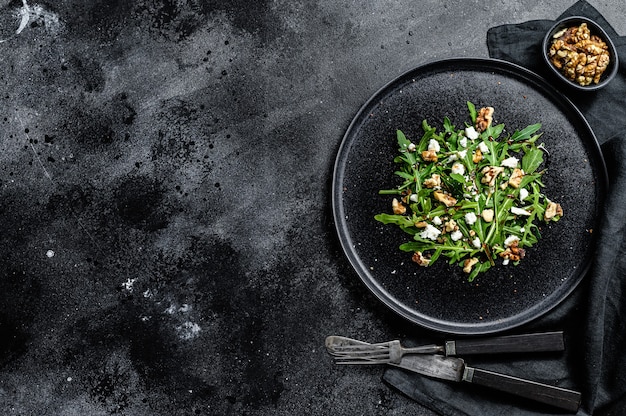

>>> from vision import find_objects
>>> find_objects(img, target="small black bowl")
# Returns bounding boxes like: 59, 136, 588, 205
542, 16, 618, 91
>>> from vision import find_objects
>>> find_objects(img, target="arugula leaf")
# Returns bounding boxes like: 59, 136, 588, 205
522, 146, 544, 174
467, 101, 477, 124
397, 129, 412, 150
443, 117, 455, 134
510, 123, 542, 142
482, 123, 505, 140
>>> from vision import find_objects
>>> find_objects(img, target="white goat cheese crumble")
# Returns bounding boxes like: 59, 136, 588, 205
450, 230, 463, 241
504, 235, 520, 247
420, 224, 441, 240
519, 188, 529, 201
451, 162, 465, 175
428, 139, 440, 152
511, 206, 532, 216
464, 212, 477, 225
465, 126, 479, 140
501, 156, 519, 168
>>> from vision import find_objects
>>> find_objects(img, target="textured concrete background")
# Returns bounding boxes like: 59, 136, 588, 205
0, 1, 624, 415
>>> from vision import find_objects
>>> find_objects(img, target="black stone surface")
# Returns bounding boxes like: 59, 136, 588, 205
0, 1, 624, 415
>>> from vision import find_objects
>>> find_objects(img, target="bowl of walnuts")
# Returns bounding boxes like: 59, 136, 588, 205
543, 16, 618, 91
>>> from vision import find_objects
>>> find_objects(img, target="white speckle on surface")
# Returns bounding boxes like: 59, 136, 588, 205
177, 321, 201, 340
121, 278, 137, 292
46, 249, 55, 258
2, 0, 62, 43
16, 1, 30, 35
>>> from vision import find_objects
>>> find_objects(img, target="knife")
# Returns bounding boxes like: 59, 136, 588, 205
392, 354, 581, 413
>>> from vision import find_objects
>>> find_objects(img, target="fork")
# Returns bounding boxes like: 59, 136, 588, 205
326, 337, 441, 364
326, 331, 565, 364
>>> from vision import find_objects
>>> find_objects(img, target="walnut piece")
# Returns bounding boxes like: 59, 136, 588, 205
412, 251, 430, 266
444, 219, 458, 233
433, 191, 457, 207
421, 149, 438, 162
423, 173, 441, 189
475, 107, 494, 132
480, 166, 505, 187
392, 198, 406, 215
499, 240, 526, 262
508, 168, 524, 188
481, 209, 494, 223
462, 258, 479, 274
544, 201, 564, 220
473, 148, 483, 163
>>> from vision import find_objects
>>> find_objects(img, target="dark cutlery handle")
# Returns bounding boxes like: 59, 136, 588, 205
446, 331, 564, 356
463, 366, 581, 413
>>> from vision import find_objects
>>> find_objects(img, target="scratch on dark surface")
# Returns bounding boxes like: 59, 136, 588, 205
17, 114, 52, 181
16, 112, 100, 248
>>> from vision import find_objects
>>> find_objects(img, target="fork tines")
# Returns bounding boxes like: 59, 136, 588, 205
326, 342, 394, 364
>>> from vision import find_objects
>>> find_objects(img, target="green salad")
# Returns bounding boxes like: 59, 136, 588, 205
375, 102, 563, 281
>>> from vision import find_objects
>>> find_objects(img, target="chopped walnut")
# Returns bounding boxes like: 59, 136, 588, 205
421, 149, 438, 162
508, 168, 524, 188
444, 219, 458, 233
433, 191, 457, 207
412, 251, 430, 266
480, 166, 505, 187
544, 201, 564, 220
481, 209, 494, 223
499, 240, 526, 262
549, 22, 610, 86
392, 198, 406, 215
423, 173, 441, 189
462, 257, 479, 274
475, 107, 494, 132
473, 148, 483, 163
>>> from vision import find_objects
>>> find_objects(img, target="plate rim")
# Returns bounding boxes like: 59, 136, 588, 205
332, 57, 608, 335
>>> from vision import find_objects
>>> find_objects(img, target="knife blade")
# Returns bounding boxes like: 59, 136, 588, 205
393, 354, 581, 413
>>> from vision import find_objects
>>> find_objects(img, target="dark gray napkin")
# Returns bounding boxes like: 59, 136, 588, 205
382, 1, 626, 415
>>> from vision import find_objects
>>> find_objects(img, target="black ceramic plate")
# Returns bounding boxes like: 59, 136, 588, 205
333, 58, 607, 335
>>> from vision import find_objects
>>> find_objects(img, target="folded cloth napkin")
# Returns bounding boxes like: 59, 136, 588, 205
382, 1, 626, 415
